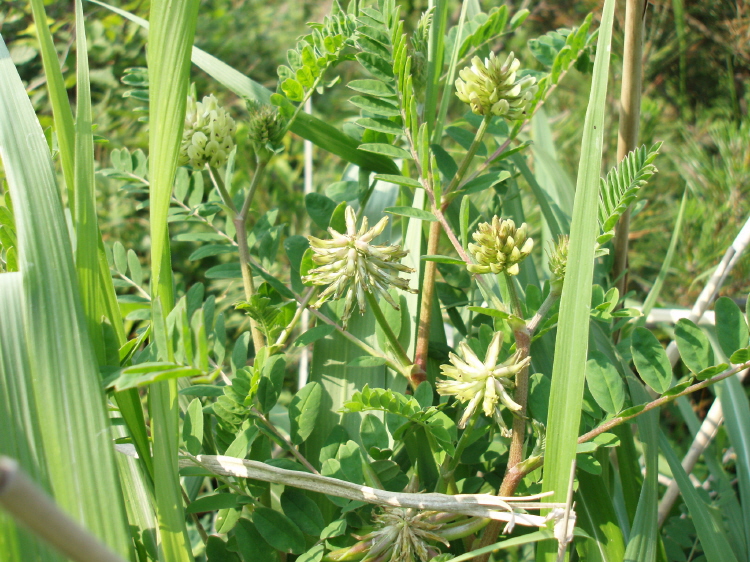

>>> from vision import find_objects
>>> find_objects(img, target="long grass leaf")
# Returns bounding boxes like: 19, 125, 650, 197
0, 273, 62, 562
0, 33, 132, 558
74, 0, 105, 364
424, 0, 448, 136
636, 188, 688, 324
539, 0, 616, 523
716, 375, 750, 558
87, 0, 398, 175
576, 470, 626, 561
658, 431, 738, 562
28, 0, 76, 205
147, 0, 200, 559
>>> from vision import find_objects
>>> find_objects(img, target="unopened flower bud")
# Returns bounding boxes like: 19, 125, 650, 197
548, 234, 569, 295
467, 217, 533, 276
247, 101, 286, 162
179, 94, 236, 168
455, 52, 537, 120
357, 507, 449, 562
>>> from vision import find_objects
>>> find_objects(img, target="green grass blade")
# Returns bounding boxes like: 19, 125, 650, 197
659, 431, 738, 562
512, 153, 568, 239
74, 0, 105, 364
716, 375, 750, 558
0, 273, 62, 562
0, 33, 132, 559
87, 0, 398, 175
32, 0, 150, 481
146, 0, 200, 559
576, 470, 626, 561
636, 188, 688, 324
28, 0, 76, 205
539, 0, 616, 523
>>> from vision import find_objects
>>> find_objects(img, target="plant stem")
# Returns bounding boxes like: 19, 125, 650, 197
436, 411, 480, 493
364, 290, 419, 386
527, 292, 558, 335
474, 274, 532, 560
414, 220, 441, 373
612, 0, 646, 332
275, 287, 316, 348
207, 164, 238, 215
234, 159, 268, 353
444, 115, 491, 197
250, 408, 319, 474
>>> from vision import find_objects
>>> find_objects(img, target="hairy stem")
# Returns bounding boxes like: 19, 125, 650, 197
444, 115, 491, 196
475, 275, 532, 559
234, 159, 268, 353
414, 220, 441, 373
364, 290, 419, 386
436, 410, 480, 493
275, 287, 316, 348
251, 408, 319, 474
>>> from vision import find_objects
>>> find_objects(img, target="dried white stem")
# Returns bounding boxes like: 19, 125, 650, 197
177, 453, 564, 521
0, 457, 128, 562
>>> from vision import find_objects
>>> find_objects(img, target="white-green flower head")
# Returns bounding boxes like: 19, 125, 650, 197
179, 94, 237, 169
302, 206, 416, 327
246, 101, 287, 161
436, 331, 530, 431
455, 51, 538, 120
467, 216, 534, 276
358, 507, 448, 562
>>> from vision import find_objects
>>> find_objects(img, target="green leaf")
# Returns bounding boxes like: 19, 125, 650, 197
349, 95, 401, 117
293, 325, 335, 347
715, 296, 748, 358
113, 241, 128, 274
281, 78, 304, 102
189, 244, 236, 261
234, 519, 277, 562
127, 250, 143, 286
348, 79, 396, 97
540, 0, 616, 527
675, 318, 714, 374
422, 254, 465, 265
289, 382, 322, 445
373, 174, 422, 188
730, 348, 750, 364
185, 493, 242, 514
252, 507, 306, 554
585, 351, 625, 414
356, 52, 394, 80
325, 181, 360, 203
183, 398, 204, 455
461, 171, 511, 195
361, 414, 389, 453
256, 355, 286, 413
631, 327, 672, 394
359, 143, 413, 160
348, 356, 387, 367
305, 192, 338, 230
329, 201, 348, 233
280, 489, 325, 536
385, 206, 437, 221
357, 118, 403, 135
110, 362, 203, 391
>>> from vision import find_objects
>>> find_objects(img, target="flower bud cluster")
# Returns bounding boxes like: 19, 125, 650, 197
437, 331, 530, 431
455, 52, 537, 120
303, 206, 416, 327
548, 234, 569, 295
179, 94, 236, 169
247, 101, 287, 162
467, 217, 533, 276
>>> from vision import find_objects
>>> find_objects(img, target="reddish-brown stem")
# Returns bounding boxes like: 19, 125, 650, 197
414, 220, 442, 374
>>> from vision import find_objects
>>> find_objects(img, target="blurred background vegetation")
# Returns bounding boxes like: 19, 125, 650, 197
1, 0, 748, 309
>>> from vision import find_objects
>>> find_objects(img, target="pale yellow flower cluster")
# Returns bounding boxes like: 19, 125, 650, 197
455, 52, 537, 120
303, 206, 415, 326
437, 331, 529, 431
179, 94, 236, 169
467, 217, 534, 276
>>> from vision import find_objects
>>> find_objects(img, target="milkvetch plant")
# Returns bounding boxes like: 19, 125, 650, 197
1, 1, 749, 562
